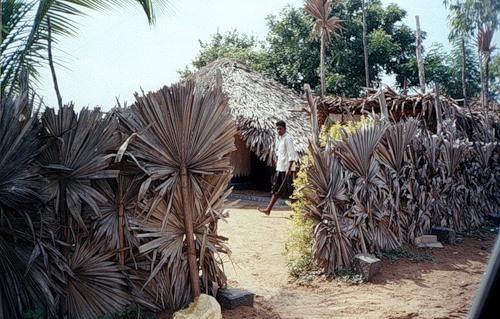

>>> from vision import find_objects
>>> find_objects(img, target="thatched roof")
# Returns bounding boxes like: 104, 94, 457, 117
184, 58, 312, 165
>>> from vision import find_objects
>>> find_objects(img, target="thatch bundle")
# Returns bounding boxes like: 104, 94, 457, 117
185, 58, 312, 165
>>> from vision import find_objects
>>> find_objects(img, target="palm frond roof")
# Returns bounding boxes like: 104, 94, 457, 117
183, 58, 311, 165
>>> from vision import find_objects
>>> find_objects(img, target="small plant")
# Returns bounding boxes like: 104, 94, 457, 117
459, 221, 499, 239
376, 246, 434, 264
334, 268, 365, 285
23, 309, 45, 319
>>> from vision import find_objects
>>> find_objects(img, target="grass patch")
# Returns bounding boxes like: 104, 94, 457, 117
376, 246, 434, 264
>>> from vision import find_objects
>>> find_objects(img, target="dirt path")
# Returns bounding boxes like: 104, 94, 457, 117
218, 203, 497, 319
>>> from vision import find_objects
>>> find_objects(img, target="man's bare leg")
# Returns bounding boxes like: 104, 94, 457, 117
258, 194, 279, 215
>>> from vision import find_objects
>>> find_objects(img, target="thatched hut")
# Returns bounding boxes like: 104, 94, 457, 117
184, 58, 312, 189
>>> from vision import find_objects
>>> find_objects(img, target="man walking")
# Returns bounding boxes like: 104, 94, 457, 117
258, 120, 297, 215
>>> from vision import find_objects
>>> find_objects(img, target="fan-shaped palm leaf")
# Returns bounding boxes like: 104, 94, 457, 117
66, 238, 135, 319
37, 106, 122, 236
375, 118, 419, 176
89, 173, 145, 264
305, 0, 344, 42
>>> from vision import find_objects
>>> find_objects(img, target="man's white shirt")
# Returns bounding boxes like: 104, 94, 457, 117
276, 132, 297, 172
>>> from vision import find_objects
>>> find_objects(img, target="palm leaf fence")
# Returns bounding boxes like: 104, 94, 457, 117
0, 74, 236, 318
299, 115, 499, 276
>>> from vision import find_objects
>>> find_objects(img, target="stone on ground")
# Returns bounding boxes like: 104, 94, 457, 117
173, 294, 222, 319
216, 288, 254, 309
431, 226, 456, 244
354, 253, 381, 281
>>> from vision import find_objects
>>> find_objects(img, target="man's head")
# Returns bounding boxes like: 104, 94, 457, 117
276, 120, 286, 136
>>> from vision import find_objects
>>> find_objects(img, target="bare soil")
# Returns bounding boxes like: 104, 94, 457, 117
162, 200, 498, 319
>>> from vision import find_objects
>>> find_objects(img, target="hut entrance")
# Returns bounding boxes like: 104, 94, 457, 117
229, 135, 273, 191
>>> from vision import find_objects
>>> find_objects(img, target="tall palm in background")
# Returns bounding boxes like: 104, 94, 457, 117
1, 0, 172, 97
304, 0, 344, 97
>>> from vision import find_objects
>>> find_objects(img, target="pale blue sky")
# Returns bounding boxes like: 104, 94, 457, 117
37, 0, 499, 111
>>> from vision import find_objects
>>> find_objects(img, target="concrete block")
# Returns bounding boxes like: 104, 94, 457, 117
414, 235, 438, 244
216, 288, 254, 309
354, 253, 381, 281
431, 227, 456, 244
417, 242, 444, 248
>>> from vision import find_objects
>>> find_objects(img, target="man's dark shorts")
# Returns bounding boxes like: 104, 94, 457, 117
271, 171, 295, 199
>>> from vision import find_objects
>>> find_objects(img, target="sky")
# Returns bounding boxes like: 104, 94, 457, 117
36, 0, 499, 112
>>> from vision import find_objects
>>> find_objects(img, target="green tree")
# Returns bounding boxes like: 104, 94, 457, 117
178, 29, 266, 78
265, 0, 416, 96
182, 1, 420, 98
489, 53, 500, 100
444, 0, 500, 110
1, 0, 172, 97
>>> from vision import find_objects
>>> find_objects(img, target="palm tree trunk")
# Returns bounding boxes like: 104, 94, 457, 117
362, 0, 370, 88
180, 164, 201, 299
460, 37, 468, 107
47, 17, 63, 109
320, 32, 326, 97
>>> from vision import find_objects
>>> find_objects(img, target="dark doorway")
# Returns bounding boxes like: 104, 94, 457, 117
249, 152, 274, 191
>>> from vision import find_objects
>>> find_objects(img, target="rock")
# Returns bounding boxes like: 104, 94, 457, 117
417, 242, 444, 248
173, 294, 222, 319
354, 253, 381, 281
414, 235, 438, 244
431, 226, 456, 245
486, 212, 500, 226
216, 288, 254, 309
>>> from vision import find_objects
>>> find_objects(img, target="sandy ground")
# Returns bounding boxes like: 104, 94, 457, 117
217, 201, 497, 319
160, 199, 498, 319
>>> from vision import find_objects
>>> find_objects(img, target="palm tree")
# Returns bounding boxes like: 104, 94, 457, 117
304, 0, 344, 97
1, 0, 172, 97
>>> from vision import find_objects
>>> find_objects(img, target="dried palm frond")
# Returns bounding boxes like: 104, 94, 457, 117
89, 174, 145, 263
37, 106, 122, 235
0, 94, 58, 318
336, 120, 388, 179
303, 141, 353, 275
66, 238, 135, 319
375, 118, 419, 176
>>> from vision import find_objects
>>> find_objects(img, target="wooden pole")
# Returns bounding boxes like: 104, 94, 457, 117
434, 83, 443, 134
304, 84, 320, 147
180, 164, 201, 298
415, 16, 426, 94
378, 88, 389, 121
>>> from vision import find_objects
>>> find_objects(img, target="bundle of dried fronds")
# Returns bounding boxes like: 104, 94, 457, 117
116, 75, 236, 310
0, 94, 58, 318
302, 113, 499, 275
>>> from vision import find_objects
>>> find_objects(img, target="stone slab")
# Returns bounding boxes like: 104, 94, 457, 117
417, 242, 444, 248
216, 288, 254, 309
431, 226, 456, 245
415, 235, 438, 244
